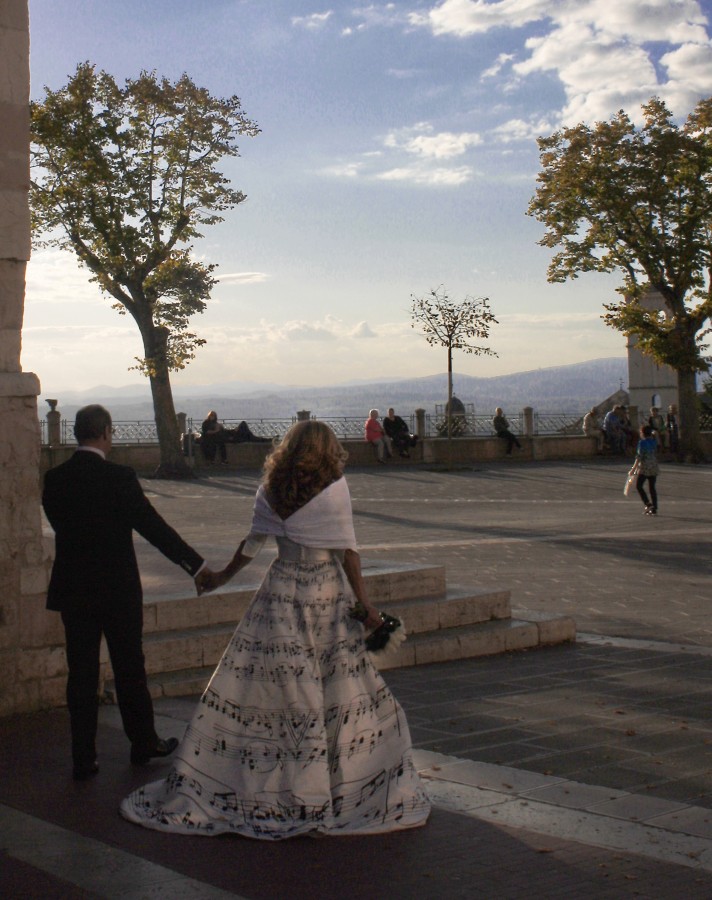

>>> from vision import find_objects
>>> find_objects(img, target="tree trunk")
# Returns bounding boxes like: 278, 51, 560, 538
446, 345, 453, 469
677, 367, 706, 462
145, 325, 195, 479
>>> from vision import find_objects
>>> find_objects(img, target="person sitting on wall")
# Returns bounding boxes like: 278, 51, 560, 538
648, 406, 666, 450
383, 408, 418, 458
620, 406, 637, 452
201, 410, 228, 465
223, 421, 273, 443
365, 409, 392, 463
603, 405, 625, 454
492, 407, 521, 455
582, 407, 605, 452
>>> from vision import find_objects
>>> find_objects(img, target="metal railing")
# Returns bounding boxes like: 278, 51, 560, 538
40, 410, 595, 445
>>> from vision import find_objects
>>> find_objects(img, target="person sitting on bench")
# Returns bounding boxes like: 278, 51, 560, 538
383, 408, 418, 457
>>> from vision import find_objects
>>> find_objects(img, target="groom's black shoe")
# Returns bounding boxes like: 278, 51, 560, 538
130, 736, 179, 766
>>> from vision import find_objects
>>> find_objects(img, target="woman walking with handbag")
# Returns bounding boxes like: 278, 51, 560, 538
635, 424, 660, 515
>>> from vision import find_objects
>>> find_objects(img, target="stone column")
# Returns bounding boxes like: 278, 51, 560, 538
0, 2, 54, 716
522, 407, 534, 437
415, 408, 426, 437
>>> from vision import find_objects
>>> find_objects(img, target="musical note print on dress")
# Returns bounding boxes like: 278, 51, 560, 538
121, 532, 429, 839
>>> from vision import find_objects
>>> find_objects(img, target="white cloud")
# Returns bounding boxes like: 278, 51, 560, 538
206, 315, 379, 346
291, 11, 334, 30
321, 162, 364, 178
349, 3, 405, 31
386, 67, 422, 79
490, 116, 557, 143
217, 272, 270, 284
661, 40, 712, 92
352, 321, 378, 338
411, 0, 712, 124
377, 164, 474, 185
409, 0, 551, 36
481, 52, 515, 79
401, 130, 483, 158
322, 123, 481, 185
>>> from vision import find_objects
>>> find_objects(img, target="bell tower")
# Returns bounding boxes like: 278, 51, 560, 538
626, 287, 678, 416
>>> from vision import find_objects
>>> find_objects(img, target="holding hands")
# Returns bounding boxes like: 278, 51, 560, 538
194, 567, 225, 595
194, 541, 253, 596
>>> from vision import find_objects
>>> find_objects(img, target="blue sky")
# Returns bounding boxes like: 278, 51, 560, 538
23, 0, 712, 392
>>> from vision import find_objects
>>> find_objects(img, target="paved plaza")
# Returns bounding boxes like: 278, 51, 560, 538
2, 457, 712, 898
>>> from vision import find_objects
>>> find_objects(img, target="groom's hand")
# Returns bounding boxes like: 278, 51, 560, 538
195, 567, 219, 595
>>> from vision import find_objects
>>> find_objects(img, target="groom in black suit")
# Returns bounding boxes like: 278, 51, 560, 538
43, 404, 210, 779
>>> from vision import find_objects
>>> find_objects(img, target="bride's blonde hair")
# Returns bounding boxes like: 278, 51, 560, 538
263, 420, 348, 519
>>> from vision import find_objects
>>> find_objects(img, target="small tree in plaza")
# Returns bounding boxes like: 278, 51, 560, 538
528, 96, 712, 461
411, 287, 498, 460
30, 63, 259, 477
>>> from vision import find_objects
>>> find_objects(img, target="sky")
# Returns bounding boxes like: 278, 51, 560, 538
22, 0, 712, 393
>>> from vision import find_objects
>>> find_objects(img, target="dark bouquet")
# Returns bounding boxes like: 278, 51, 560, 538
350, 603, 407, 658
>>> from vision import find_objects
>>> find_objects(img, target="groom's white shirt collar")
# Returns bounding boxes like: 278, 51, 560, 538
76, 445, 105, 459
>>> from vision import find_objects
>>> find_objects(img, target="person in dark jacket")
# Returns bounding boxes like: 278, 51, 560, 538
492, 407, 521, 455
42, 405, 212, 780
383, 408, 418, 457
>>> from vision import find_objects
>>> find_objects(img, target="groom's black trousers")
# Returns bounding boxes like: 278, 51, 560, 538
61, 601, 157, 767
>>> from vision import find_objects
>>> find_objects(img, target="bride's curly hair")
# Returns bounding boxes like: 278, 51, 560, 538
263, 420, 348, 519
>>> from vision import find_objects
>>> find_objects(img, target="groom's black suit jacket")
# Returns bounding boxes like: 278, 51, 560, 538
42, 450, 203, 613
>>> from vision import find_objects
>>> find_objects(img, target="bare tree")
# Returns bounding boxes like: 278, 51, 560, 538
411, 287, 498, 463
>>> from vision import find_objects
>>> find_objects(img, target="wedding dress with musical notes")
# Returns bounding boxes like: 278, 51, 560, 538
120, 478, 430, 839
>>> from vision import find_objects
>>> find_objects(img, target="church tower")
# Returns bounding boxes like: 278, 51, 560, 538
626, 287, 678, 416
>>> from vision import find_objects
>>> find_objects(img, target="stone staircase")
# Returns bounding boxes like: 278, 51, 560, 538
104, 560, 575, 700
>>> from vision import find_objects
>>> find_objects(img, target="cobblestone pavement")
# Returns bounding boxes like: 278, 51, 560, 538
3, 458, 712, 898
138, 458, 711, 645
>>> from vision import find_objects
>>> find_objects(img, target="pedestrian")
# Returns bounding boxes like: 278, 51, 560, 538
667, 404, 679, 454
635, 424, 660, 515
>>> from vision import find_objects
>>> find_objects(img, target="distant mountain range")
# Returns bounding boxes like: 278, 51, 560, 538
43, 357, 629, 421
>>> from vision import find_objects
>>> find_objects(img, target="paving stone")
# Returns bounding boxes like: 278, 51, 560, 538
18, 461, 712, 897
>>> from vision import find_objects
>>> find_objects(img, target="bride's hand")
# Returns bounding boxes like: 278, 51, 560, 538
363, 607, 383, 631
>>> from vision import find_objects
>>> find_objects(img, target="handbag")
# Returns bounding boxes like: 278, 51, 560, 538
623, 459, 640, 496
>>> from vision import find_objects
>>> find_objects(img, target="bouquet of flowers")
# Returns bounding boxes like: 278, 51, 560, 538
350, 603, 407, 659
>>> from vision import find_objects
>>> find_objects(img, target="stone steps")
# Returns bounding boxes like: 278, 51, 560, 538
103, 560, 575, 700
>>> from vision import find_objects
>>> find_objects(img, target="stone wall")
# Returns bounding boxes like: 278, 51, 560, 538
0, 2, 55, 716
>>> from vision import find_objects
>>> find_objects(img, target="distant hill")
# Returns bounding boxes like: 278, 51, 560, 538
46, 357, 628, 421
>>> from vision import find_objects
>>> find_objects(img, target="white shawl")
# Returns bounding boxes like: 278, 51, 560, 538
243, 477, 358, 557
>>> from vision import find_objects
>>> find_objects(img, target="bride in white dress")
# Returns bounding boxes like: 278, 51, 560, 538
120, 420, 430, 839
